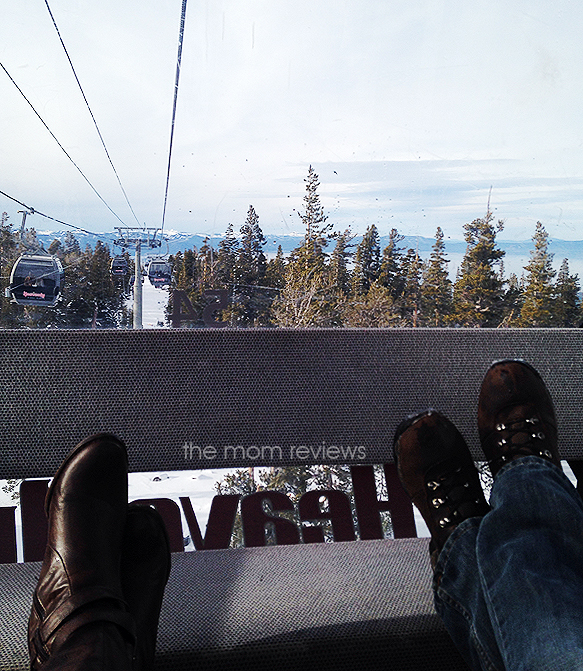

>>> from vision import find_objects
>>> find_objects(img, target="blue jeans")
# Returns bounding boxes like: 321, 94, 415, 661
433, 457, 583, 671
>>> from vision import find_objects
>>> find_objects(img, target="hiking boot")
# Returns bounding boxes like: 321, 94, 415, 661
478, 359, 561, 477
393, 410, 490, 568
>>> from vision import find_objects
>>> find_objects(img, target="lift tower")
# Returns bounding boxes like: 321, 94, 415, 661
114, 227, 163, 329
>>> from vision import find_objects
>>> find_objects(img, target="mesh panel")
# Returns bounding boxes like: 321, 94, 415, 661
1, 328, 582, 478
0, 561, 38, 670
0, 540, 469, 671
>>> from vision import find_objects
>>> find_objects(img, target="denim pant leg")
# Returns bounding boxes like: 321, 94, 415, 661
434, 518, 506, 671
477, 457, 583, 671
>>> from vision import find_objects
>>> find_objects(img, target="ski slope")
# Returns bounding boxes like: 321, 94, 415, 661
140, 279, 169, 329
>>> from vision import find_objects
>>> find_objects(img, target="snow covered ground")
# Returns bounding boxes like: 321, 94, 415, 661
140, 279, 170, 329
128, 468, 236, 546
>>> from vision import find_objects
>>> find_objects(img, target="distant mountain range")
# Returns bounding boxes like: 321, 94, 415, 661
32, 230, 583, 279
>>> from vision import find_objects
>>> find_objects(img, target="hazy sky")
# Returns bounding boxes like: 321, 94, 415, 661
2, 0, 583, 241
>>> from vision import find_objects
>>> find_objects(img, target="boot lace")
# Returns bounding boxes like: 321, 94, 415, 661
425, 460, 488, 530
490, 417, 554, 471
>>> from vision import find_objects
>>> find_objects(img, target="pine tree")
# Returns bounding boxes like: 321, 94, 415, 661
396, 247, 423, 326
29, 237, 127, 328
86, 241, 126, 327
351, 224, 380, 296
236, 208, 267, 286
0, 212, 15, 253
58, 235, 91, 327
77, 240, 123, 327
23, 227, 40, 252
64, 231, 81, 256
296, 165, 333, 276
196, 238, 216, 291
342, 281, 398, 327
216, 222, 239, 289
237, 214, 256, 288
230, 208, 271, 326
421, 227, 452, 326
170, 251, 183, 286
165, 248, 205, 327
265, 246, 286, 290
500, 272, 524, 327
450, 210, 506, 327
554, 259, 581, 327
329, 230, 353, 296
0, 214, 20, 327
272, 167, 336, 326
518, 222, 556, 327
378, 229, 405, 299
251, 218, 268, 283
48, 239, 63, 256
0, 213, 16, 283
173, 249, 198, 292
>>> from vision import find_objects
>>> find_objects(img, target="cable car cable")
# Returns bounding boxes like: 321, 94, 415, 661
0, 61, 127, 226
161, 0, 189, 235
0, 191, 155, 288
0, 192, 137, 306
0, 190, 134, 283
0, 189, 97, 237
2, 249, 121, 282
1, 233, 132, 288
42, 0, 141, 227
0, 190, 147, 283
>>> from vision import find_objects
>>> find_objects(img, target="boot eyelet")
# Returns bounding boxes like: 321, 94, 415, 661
432, 497, 445, 507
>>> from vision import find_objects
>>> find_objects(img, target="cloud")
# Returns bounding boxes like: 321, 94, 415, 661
2, 0, 583, 242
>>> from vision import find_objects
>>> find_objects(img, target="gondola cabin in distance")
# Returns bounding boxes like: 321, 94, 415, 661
110, 255, 129, 276
6, 254, 64, 307
147, 258, 171, 287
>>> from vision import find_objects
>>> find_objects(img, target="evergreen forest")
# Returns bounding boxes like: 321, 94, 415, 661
169, 166, 583, 329
1, 165, 581, 329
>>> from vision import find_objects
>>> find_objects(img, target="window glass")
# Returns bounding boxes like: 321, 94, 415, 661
1, 2, 582, 328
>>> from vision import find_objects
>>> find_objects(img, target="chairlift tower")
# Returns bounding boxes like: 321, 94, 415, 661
114, 227, 163, 329
17, 208, 35, 241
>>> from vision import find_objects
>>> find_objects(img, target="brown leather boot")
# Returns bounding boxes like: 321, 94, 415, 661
121, 503, 171, 671
28, 433, 136, 669
478, 359, 561, 477
393, 410, 490, 568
